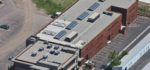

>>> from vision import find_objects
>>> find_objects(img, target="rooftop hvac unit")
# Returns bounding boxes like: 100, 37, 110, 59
49, 49, 55, 54
54, 50, 60, 55
54, 45, 59, 50
29, 37, 37, 43
88, 12, 100, 22
44, 41, 49, 44
38, 47, 44, 51
47, 43, 52, 48
42, 30, 56, 36
43, 53, 49, 59
31, 51, 37, 57
103, 11, 113, 16
65, 31, 78, 42
61, 48, 75, 54
26, 35, 39, 46
51, 22, 66, 28
81, 41, 86, 45
99, 0, 105, 2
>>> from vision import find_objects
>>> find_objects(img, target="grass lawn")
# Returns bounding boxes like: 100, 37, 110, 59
32, 0, 76, 14
138, 2, 150, 17
138, 5, 150, 14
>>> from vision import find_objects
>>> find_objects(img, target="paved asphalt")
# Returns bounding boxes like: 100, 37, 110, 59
0, 0, 24, 46
129, 50, 150, 70
91, 16, 150, 70
0, 0, 50, 70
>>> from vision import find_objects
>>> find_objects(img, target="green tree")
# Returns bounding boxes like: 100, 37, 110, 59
108, 50, 128, 68
108, 50, 118, 61
118, 50, 128, 59
109, 57, 121, 67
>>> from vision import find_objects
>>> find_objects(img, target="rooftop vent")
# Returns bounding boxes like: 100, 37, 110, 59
54, 50, 60, 55
51, 22, 66, 28
44, 41, 48, 44
42, 30, 56, 36
81, 41, 86, 45
31, 51, 37, 57
54, 45, 59, 50
26, 35, 39, 46
47, 43, 52, 48
103, 11, 113, 16
43, 53, 49, 59
61, 48, 75, 54
49, 49, 55, 54
38, 47, 44, 51
99, 0, 105, 2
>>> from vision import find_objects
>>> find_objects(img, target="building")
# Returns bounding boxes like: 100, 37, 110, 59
12, 0, 138, 70
13, 40, 79, 70
112, 33, 150, 70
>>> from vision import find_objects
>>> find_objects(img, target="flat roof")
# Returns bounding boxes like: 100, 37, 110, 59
119, 33, 150, 67
15, 41, 77, 67
13, 0, 136, 68
36, 0, 137, 48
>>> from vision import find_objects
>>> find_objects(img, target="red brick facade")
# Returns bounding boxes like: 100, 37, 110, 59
108, 0, 138, 25
126, 0, 138, 25
79, 14, 122, 59
79, 0, 138, 65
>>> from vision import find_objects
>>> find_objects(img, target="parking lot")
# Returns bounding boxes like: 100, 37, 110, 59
91, 16, 150, 70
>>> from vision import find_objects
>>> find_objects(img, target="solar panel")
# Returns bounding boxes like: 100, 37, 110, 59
77, 12, 89, 20
54, 30, 67, 39
88, 2, 100, 11
66, 21, 78, 30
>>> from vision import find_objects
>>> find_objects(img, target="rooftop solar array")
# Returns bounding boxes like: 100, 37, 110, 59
54, 30, 67, 39
88, 2, 100, 11
77, 11, 89, 20
66, 21, 78, 30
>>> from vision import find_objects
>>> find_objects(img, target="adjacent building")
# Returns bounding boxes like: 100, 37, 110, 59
12, 0, 138, 70
112, 33, 150, 70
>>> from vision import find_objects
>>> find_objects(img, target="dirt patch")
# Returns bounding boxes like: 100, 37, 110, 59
13, 0, 48, 16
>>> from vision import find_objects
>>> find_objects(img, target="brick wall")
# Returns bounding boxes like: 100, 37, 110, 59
79, 14, 122, 60
126, 0, 138, 25
110, 6, 127, 25
108, 0, 138, 25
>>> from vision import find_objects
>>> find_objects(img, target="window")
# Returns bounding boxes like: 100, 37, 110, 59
107, 35, 111, 40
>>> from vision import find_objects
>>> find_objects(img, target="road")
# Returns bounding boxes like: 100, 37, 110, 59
0, 0, 50, 70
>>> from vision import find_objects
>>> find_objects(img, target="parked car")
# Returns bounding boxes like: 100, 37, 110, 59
51, 12, 61, 18
0, 24, 9, 30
